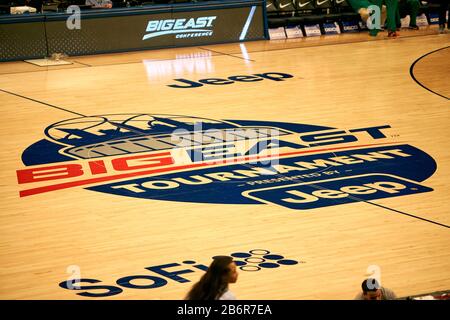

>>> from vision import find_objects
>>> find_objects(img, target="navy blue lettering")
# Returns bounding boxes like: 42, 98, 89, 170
193, 264, 209, 271
167, 73, 294, 88
349, 125, 391, 139
245, 139, 308, 155
116, 275, 167, 289
146, 263, 194, 283
189, 144, 240, 162
198, 78, 234, 85
254, 72, 294, 81
301, 130, 358, 147
59, 278, 123, 298
167, 79, 203, 88
228, 75, 263, 82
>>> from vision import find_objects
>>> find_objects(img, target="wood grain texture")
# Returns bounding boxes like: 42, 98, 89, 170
0, 31, 449, 300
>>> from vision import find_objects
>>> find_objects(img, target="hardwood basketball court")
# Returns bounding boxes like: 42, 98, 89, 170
0, 28, 449, 300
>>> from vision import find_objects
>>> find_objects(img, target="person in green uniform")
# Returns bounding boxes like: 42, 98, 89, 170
384, 0, 399, 36
396, 0, 420, 30
348, 0, 401, 36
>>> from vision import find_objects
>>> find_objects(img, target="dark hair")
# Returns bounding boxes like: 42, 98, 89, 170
185, 256, 234, 300
361, 278, 381, 293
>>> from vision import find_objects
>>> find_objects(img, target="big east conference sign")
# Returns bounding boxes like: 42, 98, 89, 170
17, 114, 436, 209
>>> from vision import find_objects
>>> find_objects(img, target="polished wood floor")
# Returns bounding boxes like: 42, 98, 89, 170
0, 26, 449, 300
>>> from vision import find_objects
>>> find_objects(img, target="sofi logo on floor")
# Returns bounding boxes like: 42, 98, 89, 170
59, 249, 299, 298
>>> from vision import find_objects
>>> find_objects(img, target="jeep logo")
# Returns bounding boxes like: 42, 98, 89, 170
167, 72, 294, 88
243, 174, 433, 210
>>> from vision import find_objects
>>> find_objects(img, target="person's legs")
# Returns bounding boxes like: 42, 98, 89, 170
448, 0, 450, 29
438, 0, 450, 31
369, 0, 384, 17
406, 0, 420, 27
385, 0, 399, 34
381, 5, 387, 25
396, 2, 401, 28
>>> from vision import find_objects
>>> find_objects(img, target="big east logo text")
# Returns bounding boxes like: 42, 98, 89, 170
17, 114, 436, 209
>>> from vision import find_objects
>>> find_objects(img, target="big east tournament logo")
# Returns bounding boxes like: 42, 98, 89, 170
17, 114, 436, 209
